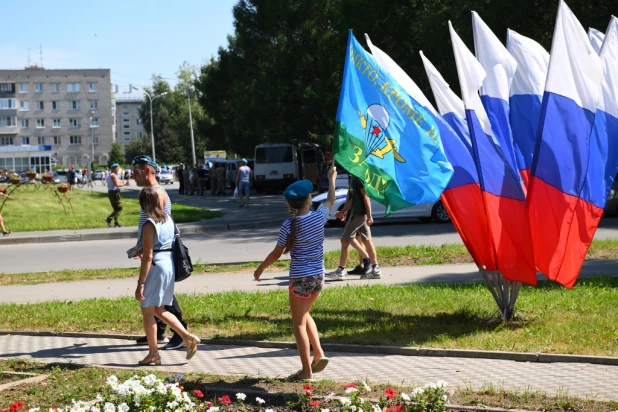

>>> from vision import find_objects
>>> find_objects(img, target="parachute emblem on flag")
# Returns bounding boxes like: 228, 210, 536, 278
358, 104, 406, 163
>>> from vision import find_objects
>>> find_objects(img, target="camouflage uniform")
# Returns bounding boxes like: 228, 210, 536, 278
216, 165, 226, 195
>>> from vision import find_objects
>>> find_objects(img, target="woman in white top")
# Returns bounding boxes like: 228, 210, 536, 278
236, 158, 252, 207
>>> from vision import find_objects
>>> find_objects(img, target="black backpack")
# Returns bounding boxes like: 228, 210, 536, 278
172, 224, 193, 282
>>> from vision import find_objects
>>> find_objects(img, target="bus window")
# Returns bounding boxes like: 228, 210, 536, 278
256, 147, 294, 163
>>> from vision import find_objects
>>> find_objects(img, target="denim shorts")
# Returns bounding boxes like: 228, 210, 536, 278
238, 181, 250, 196
289, 274, 324, 298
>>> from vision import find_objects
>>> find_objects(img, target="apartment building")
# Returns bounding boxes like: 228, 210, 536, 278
113, 84, 145, 153
0, 69, 115, 172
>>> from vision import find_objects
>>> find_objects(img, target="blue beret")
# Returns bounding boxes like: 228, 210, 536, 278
241, 158, 248, 163
110, 163, 119, 169
283, 180, 313, 200
132, 155, 158, 170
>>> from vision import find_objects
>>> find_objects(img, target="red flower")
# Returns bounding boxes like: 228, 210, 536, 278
309, 400, 320, 407
207, 402, 213, 408
306, 390, 312, 396
10, 403, 25, 412
2, 409, 10, 412
303, 384, 313, 390
384, 408, 396, 412
395, 405, 405, 412
179, 385, 185, 392
344, 383, 357, 389
218, 395, 231, 405
193, 389, 204, 398
385, 387, 397, 400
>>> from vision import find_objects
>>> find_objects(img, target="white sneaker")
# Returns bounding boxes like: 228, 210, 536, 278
361, 265, 382, 279
325, 267, 346, 281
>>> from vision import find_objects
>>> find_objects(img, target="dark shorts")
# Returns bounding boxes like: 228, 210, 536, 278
289, 274, 324, 299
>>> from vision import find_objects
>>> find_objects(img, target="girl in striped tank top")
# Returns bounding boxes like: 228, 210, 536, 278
254, 166, 337, 381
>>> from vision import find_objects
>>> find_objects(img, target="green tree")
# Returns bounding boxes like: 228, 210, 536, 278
123, 138, 152, 164
108, 142, 124, 166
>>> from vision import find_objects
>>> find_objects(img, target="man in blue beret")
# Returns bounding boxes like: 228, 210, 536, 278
105, 163, 130, 228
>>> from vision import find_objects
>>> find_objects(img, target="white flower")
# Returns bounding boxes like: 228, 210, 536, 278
443, 395, 448, 401
411, 387, 425, 397
117, 404, 129, 412
362, 381, 372, 391
28, 409, 40, 412
256, 397, 265, 405
321, 409, 331, 412
103, 403, 115, 412
424, 382, 437, 390
106, 376, 119, 386
401, 393, 411, 402
90, 407, 101, 412
236, 392, 246, 401
265, 409, 274, 412
351, 406, 357, 412
325, 392, 335, 401
372, 405, 382, 412
449, 389, 455, 396
345, 387, 358, 394
339, 397, 351, 406
435, 380, 448, 388
206, 408, 220, 412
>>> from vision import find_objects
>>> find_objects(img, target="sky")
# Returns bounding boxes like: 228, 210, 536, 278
1, 0, 236, 88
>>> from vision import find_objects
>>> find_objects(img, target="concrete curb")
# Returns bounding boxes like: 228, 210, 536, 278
2, 330, 617, 366
0, 373, 49, 392
0, 218, 282, 245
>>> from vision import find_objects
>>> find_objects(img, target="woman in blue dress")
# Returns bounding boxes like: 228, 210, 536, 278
135, 187, 200, 365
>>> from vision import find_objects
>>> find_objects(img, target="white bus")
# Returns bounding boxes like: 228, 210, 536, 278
253, 142, 322, 193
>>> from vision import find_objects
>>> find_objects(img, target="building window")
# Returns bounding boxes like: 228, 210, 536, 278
135, 107, 140, 114
69, 135, 82, 144
37, 136, 45, 145
52, 83, 60, 93
20, 101, 29, 111
93, 135, 99, 144
52, 101, 60, 110
18, 83, 28, 93
69, 118, 81, 127
0, 84, 13, 92
67, 83, 80, 92
69, 101, 79, 110
52, 136, 61, 145
123, 112, 129, 116
0, 137, 13, 146
123, 125, 130, 129
0, 98, 16, 109
88, 83, 97, 92
53, 119, 61, 128
136, 119, 142, 125
20, 119, 29, 128
36, 119, 45, 128
90, 118, 99, 127
35, 83, 43, 93
35, 101, 44, 110
89, 100, 98, 110
136, 131, 142, 138
124, 131, 130, 135
0, 117, 16, 127
123, 118, 129, 123
123, 105, 128, 109
21, 136, 30, 145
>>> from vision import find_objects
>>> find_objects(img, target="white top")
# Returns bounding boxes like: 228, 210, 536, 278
597, 16, 618, 118
238, 165, 251, 183
277, 205, 329, 278
544, 0, 602, 111
472, 11, 517, 101
507, 29, 550, 97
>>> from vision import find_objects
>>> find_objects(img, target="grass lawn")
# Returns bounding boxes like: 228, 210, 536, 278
2, 240, 618, 286
1, 277, 617, 356
0, 187, 222, 231
0, 359, 615, 411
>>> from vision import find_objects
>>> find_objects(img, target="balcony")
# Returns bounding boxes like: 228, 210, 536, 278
0, 126, 17, 135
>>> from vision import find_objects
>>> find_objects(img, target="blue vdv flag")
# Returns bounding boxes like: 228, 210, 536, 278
333, 31, 454, 214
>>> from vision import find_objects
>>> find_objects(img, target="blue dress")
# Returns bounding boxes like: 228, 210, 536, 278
139, 216, 175, 308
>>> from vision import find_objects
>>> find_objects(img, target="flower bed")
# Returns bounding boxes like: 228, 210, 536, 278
3, 375, 451, 412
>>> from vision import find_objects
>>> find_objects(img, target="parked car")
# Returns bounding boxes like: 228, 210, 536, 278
93, 170, 105, 180
311, 189, 451, 224
159, 170, 174, 184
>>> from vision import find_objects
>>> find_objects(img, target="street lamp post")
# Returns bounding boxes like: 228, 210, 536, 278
133, 87, 167, 163
88, 110, 96, 190
158, 76, 196, 166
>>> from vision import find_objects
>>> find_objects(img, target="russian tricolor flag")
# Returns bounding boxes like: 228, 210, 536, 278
507, 30, 549, 188
449, 21, 536, 285
527, 1, 604, 288
419, 50, 496, 270
588, 27, 605, 55
472, 12, 521, 187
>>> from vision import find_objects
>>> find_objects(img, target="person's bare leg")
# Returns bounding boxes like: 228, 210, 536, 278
0, 215, 7, 233
363, 238, 378, 264
141, 307, 159, 356
339, 239, 351, 267
304, 294, 324, 364
350, 236, 369, 260
289, 292, 312, 379
153, 307, 191, 342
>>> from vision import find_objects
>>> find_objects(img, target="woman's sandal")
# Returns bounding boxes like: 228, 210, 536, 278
138, 351, 161, 366
286, 370, 315, 382
185, 334, 201, 360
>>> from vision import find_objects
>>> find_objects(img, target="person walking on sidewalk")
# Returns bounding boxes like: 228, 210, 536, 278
254, 166, 337, 381
134, 187, 200, 366
105, 164, 129, 228
326, 175, 380, 280
0, 190, 11, 235
132, 155, 190, 351
236, 158, 252, 207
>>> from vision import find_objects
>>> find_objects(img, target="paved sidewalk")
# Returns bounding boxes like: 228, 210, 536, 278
2, 260, 617, 304
0, 334, 616, 401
